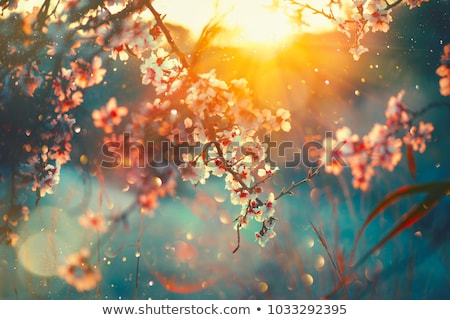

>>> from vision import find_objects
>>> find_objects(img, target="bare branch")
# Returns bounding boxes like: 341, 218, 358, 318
275, 166, 321, 201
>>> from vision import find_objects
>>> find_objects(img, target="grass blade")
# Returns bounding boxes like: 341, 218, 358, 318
406, 144, 416, 180
352, 188, 448, 270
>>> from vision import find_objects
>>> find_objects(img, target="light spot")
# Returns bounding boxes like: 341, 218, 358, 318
315, 255, 325, 270
257, 281, 269, 293
17, 233, 67, 277
301, 274, 314, 287
174, 241, 198, 262
80, 154, 88, 165
310, 188, 320, 202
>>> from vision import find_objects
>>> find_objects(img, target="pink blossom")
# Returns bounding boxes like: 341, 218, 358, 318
257, 163, 279, 177
366, 0, 385, 12
351, 162, 375, 191
58, 248, 101, 292
230, 189, 255, 206
140, 48, 184, 94
31, 160, 61, 198
110, 44, 129, 61
55, 91, 84, 113
19, 73, 43, 97
78, 210, 108, 234
436, 44, 450, 96
349, 45, 369, 61
322, 126, 359, 175
274, 108, 292, 132
405, 0, 430, 9
367, 124, 403, 171
139, 192, 160, 213
70, 56, 106, 89
50, 141, 72, 164
178, 158, 210, 185
385, 90, 410, 127
335, 18, 351, 38
365, 9, 392, 33
92, 97, 128, 134
255, 217, 277, 247
403, 121, 434, 153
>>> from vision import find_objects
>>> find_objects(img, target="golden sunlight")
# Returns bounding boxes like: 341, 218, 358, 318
155, 0, 336, 47
17, 0, 335, 47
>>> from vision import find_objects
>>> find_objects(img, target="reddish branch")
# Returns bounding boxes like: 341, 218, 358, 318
143, 0, 190, 68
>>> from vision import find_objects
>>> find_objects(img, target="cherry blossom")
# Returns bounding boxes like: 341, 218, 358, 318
140, 48, 185, 94
92, 97, 128, 134
403, 121, 434, 153
3, 231, 20, 247
322, 126, 360, 175
350, 45, 369, 61
70, 56, 106, 89
17, 68, 43, 97
30, 158, 61, 198
274, 108, 292, 132
351, 160, 375, 191
365, 9, 392, 33
258, 163, 279, 177
436, 44, 450, 96
55, 90, 84, 113
78, 210, 108, 234
405, 0, 430, 9
367, 125, 403, 171
385, 90, 410, 127
322, 89, 435, 191
58, 248, 101, 292
286, 0, 429, 60
255, 217, 277, 247
0, 0, 443, 259
139, 191, 160, 214
179, 155, 211, 185
97, 16, 162, 61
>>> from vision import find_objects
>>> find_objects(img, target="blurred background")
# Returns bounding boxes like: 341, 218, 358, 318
0, 0, 449, 299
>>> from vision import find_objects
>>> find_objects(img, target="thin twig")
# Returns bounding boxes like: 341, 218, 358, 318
232, 224, 241, 253
409, 102, 450, 119
201, 141, 251, 191
134, 211, 145, 299
143, 0, 190, 68
384, 0, 403, 10
275, 166, 321, 201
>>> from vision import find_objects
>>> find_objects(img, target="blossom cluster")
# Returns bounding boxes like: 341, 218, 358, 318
129, 64, 289, 239
436, 44, 450, 96
290, 0, 430, 60
96, 14, 162, 62
0, 0, 445, 297
321, 90, 434, 191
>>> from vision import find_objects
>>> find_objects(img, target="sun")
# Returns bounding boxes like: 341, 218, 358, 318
220, 0, 300, 46
155, 0, 335, 47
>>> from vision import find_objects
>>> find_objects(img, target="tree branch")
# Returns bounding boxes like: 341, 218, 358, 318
275, 166, 321, 201
384, 0, 403, 11
143, 0, 190, 68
